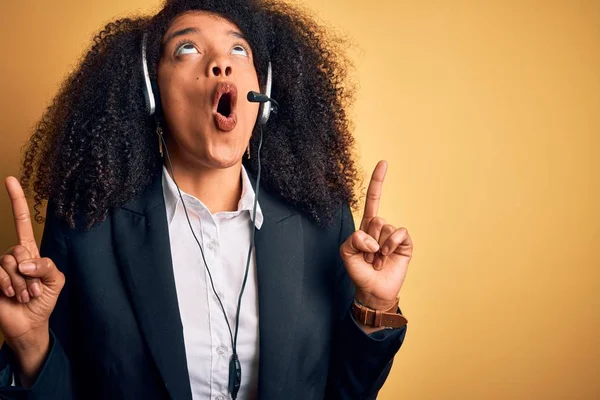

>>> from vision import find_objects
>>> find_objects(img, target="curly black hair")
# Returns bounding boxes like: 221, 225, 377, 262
21, 0, 360, 228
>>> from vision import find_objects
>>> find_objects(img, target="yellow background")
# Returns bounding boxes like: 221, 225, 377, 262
1, 0, 599, 398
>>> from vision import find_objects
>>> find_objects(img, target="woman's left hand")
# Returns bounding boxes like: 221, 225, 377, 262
339, 160, 413, 311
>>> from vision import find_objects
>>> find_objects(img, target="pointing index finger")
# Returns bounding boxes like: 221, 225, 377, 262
5, 176, 39, 258
360, 160, 388, 231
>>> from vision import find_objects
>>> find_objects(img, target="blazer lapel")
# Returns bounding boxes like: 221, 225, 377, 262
253, 189, 305, 399
112, 173, 192, 400
108, 169, 305, 400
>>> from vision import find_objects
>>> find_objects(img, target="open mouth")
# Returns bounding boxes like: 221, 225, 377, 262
213, 82, 238, 132
217, 93, 233, 116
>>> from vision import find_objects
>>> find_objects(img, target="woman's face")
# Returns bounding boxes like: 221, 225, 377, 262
157, 12, 260, 169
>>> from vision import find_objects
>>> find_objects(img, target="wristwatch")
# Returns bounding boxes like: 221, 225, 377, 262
351, 298, 408, 329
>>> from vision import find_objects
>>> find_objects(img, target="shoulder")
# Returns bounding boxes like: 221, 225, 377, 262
270, 191, 353, 247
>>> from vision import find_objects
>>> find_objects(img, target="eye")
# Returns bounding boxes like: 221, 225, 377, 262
175, 43, 199, 56
231, 44, 249, 57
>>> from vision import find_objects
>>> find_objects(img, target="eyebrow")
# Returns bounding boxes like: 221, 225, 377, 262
228, 30, 247, 41
162, 27, 200, 46
162, 27, 249, 47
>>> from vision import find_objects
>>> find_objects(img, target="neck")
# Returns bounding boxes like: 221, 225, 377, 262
164, 149, 242, 215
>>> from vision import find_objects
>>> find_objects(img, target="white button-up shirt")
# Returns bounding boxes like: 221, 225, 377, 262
162, 165, 263, 400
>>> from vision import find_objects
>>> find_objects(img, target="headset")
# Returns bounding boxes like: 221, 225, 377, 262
141, 32, 277, 399
141, 32, 275, 125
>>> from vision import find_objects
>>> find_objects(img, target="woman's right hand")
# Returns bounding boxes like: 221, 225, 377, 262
0, 177, 65, 382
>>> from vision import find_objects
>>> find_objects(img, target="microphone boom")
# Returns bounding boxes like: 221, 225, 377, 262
247, 91, 279, 109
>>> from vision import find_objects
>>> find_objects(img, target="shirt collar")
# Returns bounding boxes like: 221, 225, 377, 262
161, 164, 264, 229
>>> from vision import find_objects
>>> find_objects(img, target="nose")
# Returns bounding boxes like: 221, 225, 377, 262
208, 56, 232, 78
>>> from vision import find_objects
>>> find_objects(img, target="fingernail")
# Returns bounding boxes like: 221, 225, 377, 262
367, 238, 379, 252
6, 285, 15, 297
366, 253, 375, 264
381, 246, 389, 256
21, 289, 30, 303
30, 283, 42, 297
19, 263, 35, 274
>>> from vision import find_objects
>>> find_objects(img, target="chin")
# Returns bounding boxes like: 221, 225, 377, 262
201, 127, 250, 167
203, 148, 244, 169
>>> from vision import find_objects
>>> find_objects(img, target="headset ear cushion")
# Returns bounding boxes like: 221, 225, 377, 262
151, 80, 163, 119
258, 62, 273, 125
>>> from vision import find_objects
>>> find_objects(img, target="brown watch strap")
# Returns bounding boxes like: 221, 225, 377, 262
352, 298, 408, 329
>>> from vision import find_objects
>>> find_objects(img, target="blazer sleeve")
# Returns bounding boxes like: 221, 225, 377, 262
0, 202, 75, 400
325, 203, 408, 400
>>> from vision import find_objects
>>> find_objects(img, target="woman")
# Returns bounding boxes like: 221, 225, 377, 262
0, 0, 413, 398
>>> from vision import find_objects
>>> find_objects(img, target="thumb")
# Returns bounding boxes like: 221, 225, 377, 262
18, 258, 65, 289
340, 230, 380, 259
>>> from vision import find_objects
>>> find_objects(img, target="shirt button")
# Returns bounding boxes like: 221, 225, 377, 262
207, 240, 218, 252
216, 395, 225, 400
216, 345, 227, 355
211, 289, 224, 300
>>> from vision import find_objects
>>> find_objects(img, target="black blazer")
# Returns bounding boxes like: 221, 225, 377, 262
0, 170, 406, 400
